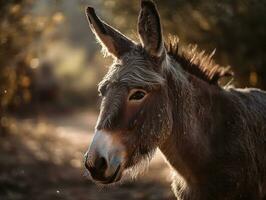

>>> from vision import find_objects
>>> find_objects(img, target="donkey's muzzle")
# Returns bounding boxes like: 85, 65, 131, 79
84, 130, 124, 184
85, 154, 121, 184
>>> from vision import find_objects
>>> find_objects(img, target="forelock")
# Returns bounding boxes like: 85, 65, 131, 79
99, 48, 165, 91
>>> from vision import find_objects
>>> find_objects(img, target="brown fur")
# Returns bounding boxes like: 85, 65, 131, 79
85, 1, 266, 199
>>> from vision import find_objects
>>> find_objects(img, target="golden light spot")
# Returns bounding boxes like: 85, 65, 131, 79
53, 12, 64, 24
30, 58, 40, 69
249, 72, 258, 86
21, 76, 31, 88
10, 4, 21, 14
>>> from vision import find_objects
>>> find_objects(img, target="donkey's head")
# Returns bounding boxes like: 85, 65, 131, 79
84, 0, 173, 184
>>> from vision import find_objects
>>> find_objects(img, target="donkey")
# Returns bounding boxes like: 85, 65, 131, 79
84, 0, 266, 199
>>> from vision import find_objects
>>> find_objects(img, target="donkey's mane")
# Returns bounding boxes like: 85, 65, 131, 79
166, 36, 233, 85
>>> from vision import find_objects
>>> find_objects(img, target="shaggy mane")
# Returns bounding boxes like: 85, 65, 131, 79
166, 36, 234, 85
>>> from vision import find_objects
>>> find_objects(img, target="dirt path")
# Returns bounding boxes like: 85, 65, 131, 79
0, 109, 175, 200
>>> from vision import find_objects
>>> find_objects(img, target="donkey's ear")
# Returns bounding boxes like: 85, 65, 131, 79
138, 0, 164, 57
86, 7, 134, 58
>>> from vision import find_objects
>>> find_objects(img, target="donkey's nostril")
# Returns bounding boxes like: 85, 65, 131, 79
84, 155, 108, 177
95, 156, 108, 172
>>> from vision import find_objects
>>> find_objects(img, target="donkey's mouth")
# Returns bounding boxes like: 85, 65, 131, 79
97, 165, 122, 184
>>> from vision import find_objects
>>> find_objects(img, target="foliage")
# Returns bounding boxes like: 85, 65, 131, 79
102, 0, 266, 88
1, 0, 266, 133
1, 1, 33, 111
0, 0, 59, 132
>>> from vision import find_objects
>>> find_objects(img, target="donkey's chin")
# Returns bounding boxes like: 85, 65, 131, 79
124, 152, 155, 180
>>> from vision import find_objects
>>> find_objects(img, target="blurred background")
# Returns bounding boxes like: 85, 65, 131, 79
0, 0, 266, 199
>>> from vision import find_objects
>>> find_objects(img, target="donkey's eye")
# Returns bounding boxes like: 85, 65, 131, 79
129, 90, 147, 101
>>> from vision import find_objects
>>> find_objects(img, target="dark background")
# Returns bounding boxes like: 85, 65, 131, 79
0, 0, 265, 199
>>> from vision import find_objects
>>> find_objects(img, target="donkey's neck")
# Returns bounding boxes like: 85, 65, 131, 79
159, 62, 223, 185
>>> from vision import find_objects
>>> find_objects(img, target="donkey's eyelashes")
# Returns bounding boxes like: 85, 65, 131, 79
128, 89, 147, 102
129, 91, 146, 101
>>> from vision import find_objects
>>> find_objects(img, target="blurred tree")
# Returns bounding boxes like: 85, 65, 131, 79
101, 0, 266, 88
1, 0, 266, 134
0, 0, 58, 133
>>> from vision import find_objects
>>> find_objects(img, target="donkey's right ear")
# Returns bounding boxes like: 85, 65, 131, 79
85, 7, 135, 58
138, 0, 165, 58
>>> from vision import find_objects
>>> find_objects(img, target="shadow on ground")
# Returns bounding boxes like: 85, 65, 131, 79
0, 109, 175, 200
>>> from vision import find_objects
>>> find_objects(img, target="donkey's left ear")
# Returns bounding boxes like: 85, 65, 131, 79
138, 0, 165, 58
86, 6, 135, 58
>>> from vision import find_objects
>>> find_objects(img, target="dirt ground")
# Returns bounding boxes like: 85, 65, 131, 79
0, 109, 175, 200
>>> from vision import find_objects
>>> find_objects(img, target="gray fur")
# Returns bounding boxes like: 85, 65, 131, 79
85, 1, 266, 199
